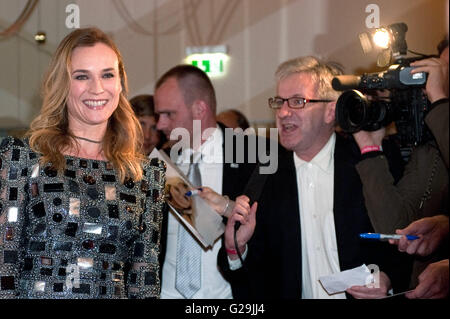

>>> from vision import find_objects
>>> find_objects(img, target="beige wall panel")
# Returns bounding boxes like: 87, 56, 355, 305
0, 0, 447, 132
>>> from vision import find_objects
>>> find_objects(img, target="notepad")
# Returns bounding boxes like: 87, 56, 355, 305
319, 264, 375, 295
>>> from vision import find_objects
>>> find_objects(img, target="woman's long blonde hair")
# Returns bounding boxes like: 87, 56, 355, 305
27, 27, 145, 182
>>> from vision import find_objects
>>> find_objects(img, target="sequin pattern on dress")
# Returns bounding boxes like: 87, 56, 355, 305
0, 137, 166, 299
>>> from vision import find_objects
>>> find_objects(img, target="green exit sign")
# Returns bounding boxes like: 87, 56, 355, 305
185, 46, 229, 77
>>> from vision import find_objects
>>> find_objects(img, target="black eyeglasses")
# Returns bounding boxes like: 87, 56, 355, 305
268, 96, 333, 109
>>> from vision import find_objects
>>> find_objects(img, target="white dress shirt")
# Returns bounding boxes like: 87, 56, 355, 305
160, 126, 233, 299
294, 133, 346, 299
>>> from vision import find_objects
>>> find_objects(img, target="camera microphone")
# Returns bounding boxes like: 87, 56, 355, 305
332, 75, 362, 91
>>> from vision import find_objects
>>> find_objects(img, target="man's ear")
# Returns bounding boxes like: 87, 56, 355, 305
324, 101, 336, 124
192, 100, 208, 120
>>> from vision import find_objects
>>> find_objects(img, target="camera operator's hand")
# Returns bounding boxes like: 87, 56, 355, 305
410, 57, 449, 103
353, 127, 385, 152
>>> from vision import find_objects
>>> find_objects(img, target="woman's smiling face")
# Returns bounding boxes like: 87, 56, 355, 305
67, 42, 122, 133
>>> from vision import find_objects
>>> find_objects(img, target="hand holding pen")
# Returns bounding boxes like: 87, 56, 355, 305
361, 215, 449, 256
185, 187, 257, 260
185, 186, 234, 217
393, 215, 449, 257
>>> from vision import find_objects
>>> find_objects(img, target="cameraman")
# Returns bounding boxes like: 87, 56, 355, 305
352, 43, 449, 298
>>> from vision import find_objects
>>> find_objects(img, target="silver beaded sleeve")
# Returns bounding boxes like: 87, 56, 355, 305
0, 137, 30, 298
126, 158, 166, 299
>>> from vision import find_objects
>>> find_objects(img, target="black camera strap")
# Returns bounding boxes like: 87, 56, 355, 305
233, 163, 269, 264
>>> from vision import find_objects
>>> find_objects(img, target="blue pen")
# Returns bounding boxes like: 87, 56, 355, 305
185, 188, 203, 197
359, 233, 419, 241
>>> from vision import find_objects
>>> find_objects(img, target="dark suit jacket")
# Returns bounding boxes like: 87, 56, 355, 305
158, 123, 271, 282
218, 132, 412, 299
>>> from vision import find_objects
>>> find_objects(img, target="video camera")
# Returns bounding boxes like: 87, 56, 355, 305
332, 22, 433, 160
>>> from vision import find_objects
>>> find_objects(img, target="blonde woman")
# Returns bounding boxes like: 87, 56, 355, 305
0, 27, 165, 299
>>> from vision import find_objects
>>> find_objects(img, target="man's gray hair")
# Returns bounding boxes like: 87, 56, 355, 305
275, 56, 344, 100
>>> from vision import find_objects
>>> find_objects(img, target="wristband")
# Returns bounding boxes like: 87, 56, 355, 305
226, 248, 238, 255
361, 145, 382, 155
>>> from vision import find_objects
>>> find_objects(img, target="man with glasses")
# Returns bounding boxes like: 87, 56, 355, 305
219, 56, 411, 299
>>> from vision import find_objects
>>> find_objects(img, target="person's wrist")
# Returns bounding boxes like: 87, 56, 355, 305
428, 92, 448, 104
360, 145, 383, 154
221, 195, 232, 217
225, 244, 246, 255
353, 132, 383, 151
226, 246, 242, 261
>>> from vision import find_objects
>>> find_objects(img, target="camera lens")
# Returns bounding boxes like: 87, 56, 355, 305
336, 89, 393, 133
336, 90, 370, 133
347, 97, 366, 126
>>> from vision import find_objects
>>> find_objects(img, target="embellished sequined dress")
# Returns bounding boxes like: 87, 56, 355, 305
0, 137, 166, 299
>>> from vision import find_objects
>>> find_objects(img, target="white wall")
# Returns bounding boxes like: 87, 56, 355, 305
0, 0, 447, 133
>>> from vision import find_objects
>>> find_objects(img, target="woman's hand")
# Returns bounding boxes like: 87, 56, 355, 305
197, 186, 231, 216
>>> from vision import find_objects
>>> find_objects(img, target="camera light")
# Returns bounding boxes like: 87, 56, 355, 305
359, 23, 408, 58
373, 28, 390, 49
